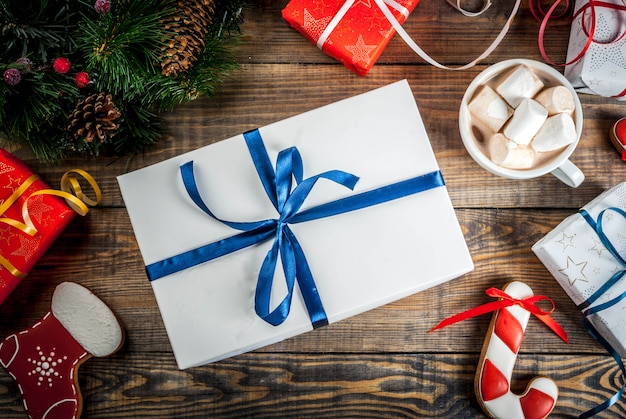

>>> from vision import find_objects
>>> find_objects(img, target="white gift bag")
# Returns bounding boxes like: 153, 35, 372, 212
564, 0, 626, 99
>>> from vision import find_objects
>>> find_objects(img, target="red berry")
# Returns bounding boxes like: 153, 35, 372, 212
53, 57, 71, 74
75, 72, 91, 88
94, 0, 111, 14
3, 68, 21, 86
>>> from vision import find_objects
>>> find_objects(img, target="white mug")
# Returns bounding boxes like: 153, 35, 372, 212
459, 59, 584, 188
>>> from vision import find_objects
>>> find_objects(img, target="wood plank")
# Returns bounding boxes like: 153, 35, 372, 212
10, 2, 624, 208
1, 353, 624, 418
0, 208, 612, 355
243, 0, 573, 65
3, 0, 626, 417
13, 63, 626, 210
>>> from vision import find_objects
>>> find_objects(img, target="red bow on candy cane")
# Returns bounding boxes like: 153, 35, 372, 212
430, 287, 569, 343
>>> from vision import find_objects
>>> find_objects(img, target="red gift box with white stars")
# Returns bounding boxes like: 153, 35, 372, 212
282, 0, 419, 76
0, 149, 76, 305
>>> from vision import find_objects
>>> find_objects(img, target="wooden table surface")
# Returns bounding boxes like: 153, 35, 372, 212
2, 0, 626, 417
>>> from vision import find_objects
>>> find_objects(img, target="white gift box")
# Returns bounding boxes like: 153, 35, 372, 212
118, 80, 474, 369
533, 183, 626, 357
564, 0, 626, 99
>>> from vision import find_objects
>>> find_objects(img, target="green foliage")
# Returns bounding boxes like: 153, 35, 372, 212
76, 0, 170, 102
1, 0, 79, 62
0, 0, 250, 162
0, 60, 80, 161
210, 0, 249, 38
146, 36, 240, 111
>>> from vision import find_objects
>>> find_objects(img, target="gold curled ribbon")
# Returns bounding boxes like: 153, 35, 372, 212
59, 168, 102, 214
0, 255, 27, 278
0, 169, 102, 278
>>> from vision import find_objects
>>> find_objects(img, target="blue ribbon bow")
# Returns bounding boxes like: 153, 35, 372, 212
577, 207, 626, 419
146, 129, 445, 329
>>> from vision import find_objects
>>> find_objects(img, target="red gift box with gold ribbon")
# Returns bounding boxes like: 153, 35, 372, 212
0, 149, 101, 305
282, 0, 420, 76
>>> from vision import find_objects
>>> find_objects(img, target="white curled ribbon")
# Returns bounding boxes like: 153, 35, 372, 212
317, 0, 520, 70
317, 0, 410, 48
447, 0, 492, 17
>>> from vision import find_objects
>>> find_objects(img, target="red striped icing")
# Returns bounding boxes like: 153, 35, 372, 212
520, 388, 556, 419
480, 359, 509, 401
495, 308, 524, 354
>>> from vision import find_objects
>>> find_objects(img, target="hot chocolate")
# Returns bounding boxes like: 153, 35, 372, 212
467, 64, 577, 171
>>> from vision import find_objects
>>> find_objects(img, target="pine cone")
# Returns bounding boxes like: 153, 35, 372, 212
67, 93, 121, 143
159, 0, 215, 77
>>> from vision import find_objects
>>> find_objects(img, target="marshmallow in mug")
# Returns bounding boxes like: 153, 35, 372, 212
467, 64, 577, 170
488, 133, 535, 169
534, 86, 576, 115
467, 85, 513, 132
496, 64, 544, 108
503, 98, 548, 146
533, 113, 577, 152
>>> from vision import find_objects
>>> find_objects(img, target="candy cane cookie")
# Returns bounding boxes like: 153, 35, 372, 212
475, 281, 558, 419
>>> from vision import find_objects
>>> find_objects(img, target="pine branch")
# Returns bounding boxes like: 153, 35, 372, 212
1, 0, 79, 62
76, 0, 172, 99
209, 0, 251, 38
108, 102, 161, 156
149, 38, 239, 110
1, 0, 251, 161
1, 69, 78, 161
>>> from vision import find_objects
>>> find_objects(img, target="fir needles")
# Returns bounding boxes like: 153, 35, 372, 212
0, 0, 249, 162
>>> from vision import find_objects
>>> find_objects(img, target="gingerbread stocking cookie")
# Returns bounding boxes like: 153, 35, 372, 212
0, 282, 124, 419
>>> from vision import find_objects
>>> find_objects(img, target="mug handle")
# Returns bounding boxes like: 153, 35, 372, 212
551, 159, 584, 188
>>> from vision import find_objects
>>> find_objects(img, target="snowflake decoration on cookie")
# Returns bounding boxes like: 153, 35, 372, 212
27, 346, 67, 388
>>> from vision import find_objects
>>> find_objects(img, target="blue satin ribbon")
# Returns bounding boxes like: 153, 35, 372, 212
146, 128, 446, 329
578, 208, 626, 313
577, 207, 626, 418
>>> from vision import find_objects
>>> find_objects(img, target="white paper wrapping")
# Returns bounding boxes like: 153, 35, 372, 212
564, 0, 626, 99
533, 183, 626, 357
118, 80, 474, 369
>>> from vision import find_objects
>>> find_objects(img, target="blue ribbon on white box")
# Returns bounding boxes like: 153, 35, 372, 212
146, 128, 445, 329
578, 208, 626, 313
577, 207, 626, 419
